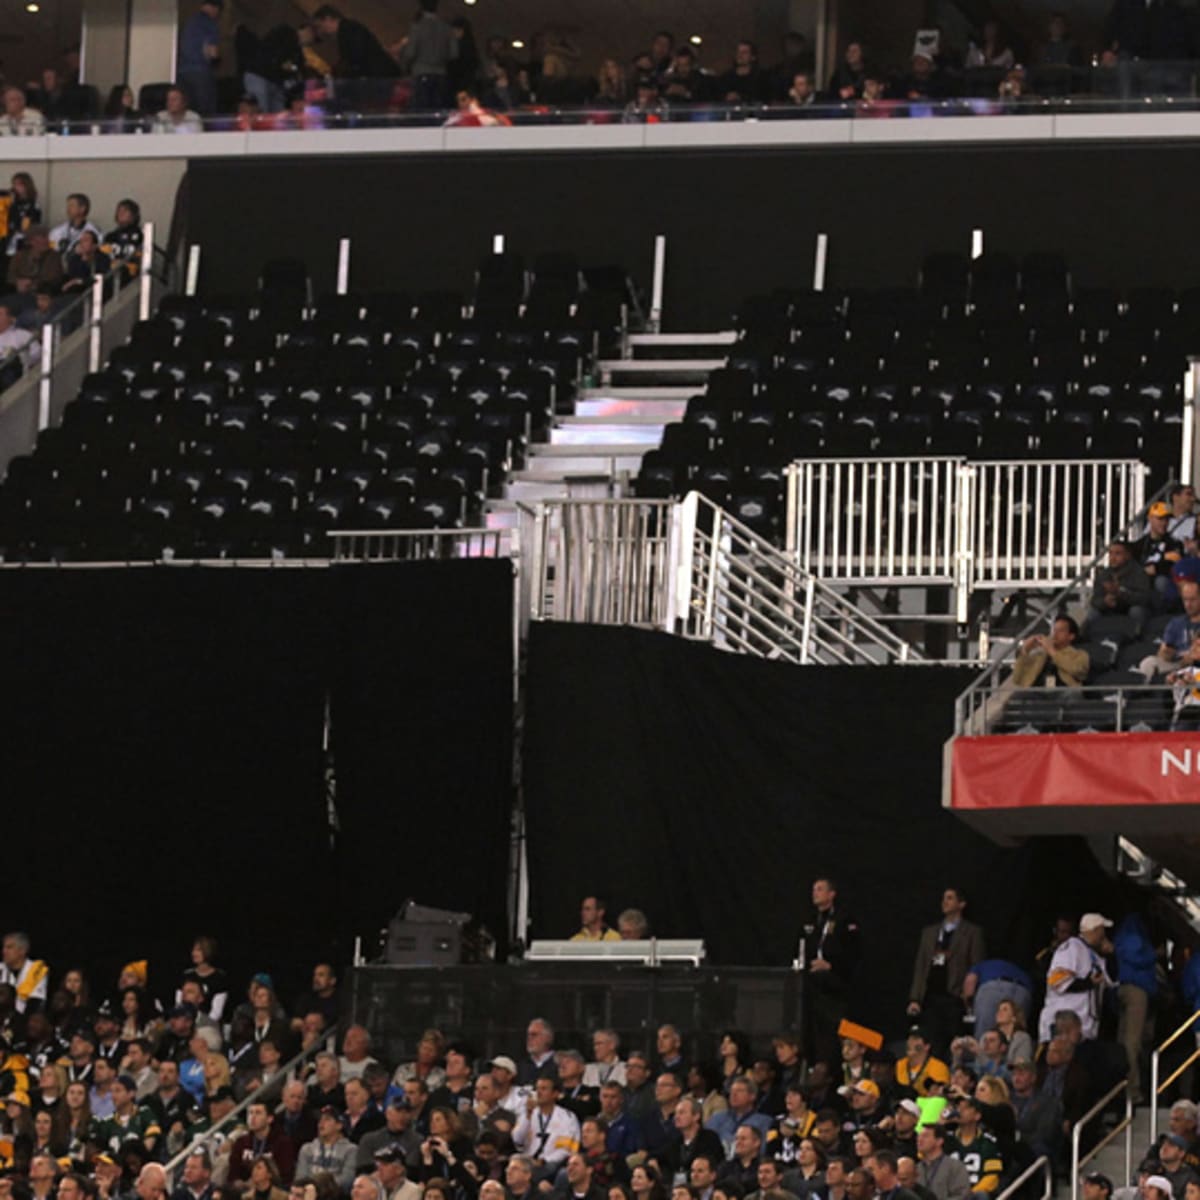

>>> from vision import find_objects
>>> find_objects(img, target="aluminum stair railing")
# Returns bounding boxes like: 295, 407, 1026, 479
1070, 1079, 1133, 1200
995, 1156, 1051, 1200
679, 492, 920, 665
1150, 1006, 1200, 1144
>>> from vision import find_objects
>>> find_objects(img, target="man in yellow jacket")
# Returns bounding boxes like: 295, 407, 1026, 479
1011, 615, 1090, 688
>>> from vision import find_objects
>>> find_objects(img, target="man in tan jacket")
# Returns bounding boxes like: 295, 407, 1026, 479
1012, 614, 1089, 687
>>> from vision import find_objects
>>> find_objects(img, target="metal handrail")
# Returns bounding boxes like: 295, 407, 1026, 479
162, 1035, 332, 1182
1070, 1078, 1133, 1200
1149, 1007, 1200, 1143
955, 477, 1175, 735
996, 1155, 1051, 1200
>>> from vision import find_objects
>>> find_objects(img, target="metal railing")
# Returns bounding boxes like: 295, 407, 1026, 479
331, 528, 514, 562
1149, 1007, 1200, 1143
162, 1034, 332, 1183
997, 1156, 1051, 1200
1070, 1079, 1133, 1200
954, 479, 1173, 735
957, 681, 1179, 737
786, 457, 1147, 622
680, 491, 919, 664
522, 498, 677, 629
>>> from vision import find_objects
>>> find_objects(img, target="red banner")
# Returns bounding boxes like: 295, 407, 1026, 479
952, 733, 1200, 810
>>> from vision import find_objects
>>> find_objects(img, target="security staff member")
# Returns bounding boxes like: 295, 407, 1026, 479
801, 876, 861, 1071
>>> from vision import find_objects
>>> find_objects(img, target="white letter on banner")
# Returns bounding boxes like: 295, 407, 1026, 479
1162, 748, 1192, 776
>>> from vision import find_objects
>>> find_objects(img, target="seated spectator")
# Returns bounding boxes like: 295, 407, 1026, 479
153, 87, 204, 133
1153, 1138, 1197, 1200
895, 1029, 950, 1097
0, 301, 39, 369
598, 1082, 642, 1160
1136, 579, 1200, 680
358, 1094, 420, 1170
915, 1126, 970, 1200
61, 231, 111, 293
897, 51, 947, 100
1011, 614, 1088, 688
717, 43, 768, 104
689, 1155, 720, 1200
617, 911, 651, 941
947, 1097, 1002, 1193
787, 73, 818, 107
594, 59, 628, 108
1089, 540, 1151, 631
585, 1030, 626, 1089
1134, 501, 1185, 609
227, 1101, 297, 1192
662, 47, 709, 104
374, 1144, 420, 1200
29, 69, 67, 121
444, 88, 512, 127
961, 963, 1033, 1045
706, 1077, 771, 1157
93, 1073, 161, 1156
856, 74, 897, 117
839, 1080, 883, 1132
965, 21, 1016, 69
1039, 13, 1083, 67
102, 199, 145, 276
343, 1079, 384, 1143
571, 899, 621, 944
686, 1063, 728, 1124
1158, 485, 1199, 547
339, 1026, 378, 1083
50, 194, 101, 258
622, 78, 668, 123
7, 225, 63, 294
3, 171, 42, 256
392, 1029, 446, 1092
558, 1050, 599, 1121
104, 84, 146, 131
748, 1157, 787, 1200
512, 1076, 580, 1179
772, 31, 812, 100
0, 87, 45, 136
296, 1107, 356, 1190
827, 42, 867, 100
719, 1125, 765, 1190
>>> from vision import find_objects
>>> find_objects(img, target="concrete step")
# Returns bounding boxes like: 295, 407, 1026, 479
597, 358, 724, 382
578, 385, 695, 401
522, 443, 647, 478
551, 416, 666, 446
574, 396, 689, 420
627, 331, 738, 356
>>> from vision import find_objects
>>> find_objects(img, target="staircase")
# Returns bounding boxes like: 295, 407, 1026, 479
490, 331, 732, 515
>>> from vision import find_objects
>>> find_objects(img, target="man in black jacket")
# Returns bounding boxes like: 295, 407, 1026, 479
312, 5, 396, 111
802, 877, 861, 1072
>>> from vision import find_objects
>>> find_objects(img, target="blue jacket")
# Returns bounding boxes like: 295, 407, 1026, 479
605, 1110, 644, 1159
705, 1108, 772, 1158
1182, 952, 1200, 1031
1114, 914, 1158, 994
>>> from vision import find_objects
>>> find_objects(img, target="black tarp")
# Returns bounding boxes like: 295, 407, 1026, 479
523, 623, 1133, 1031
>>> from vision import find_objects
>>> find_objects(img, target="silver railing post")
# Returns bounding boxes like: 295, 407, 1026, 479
185, 244, 201, 297
336, 237, 351, 296
138, 220, 155, 321
812, 232, 828, 292
1185, 359, 1200, 485
669, 492, 698, 632
649, 234, 666, 333
37, 323, 54, 431
88, 271, 105, 372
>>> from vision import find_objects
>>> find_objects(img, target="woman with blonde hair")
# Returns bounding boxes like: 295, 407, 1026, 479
204, 1051, 232, 1096
993, 999, 1034, 1065
390, 1029, 445, 1090
595, 59, 627, 106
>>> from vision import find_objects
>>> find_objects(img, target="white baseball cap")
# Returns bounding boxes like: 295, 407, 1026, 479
1145, 1176, 1173, 1198
1079, 913, 1114, 933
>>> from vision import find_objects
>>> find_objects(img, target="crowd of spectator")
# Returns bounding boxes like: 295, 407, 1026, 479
0, 890, 1196, 1200
0, 177, 145, 375
2, 0, 1199, 135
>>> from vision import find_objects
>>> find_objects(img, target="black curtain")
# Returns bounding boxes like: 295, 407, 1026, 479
329, 560, 515, 953
0, 562, 514, 1001
523, 623, 1132, 1031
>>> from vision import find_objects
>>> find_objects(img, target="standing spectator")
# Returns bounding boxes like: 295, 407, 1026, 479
290, 964, 339, 1034
0, 932, 48, 1012
650, 32, 674, 81
0, 87, 45, 136
907, 889, 986, 1058
1011, 616, 1089, 688
965, 21, 1015, 68
717, 42, 768, 104
396, 0, 458, 110
772, 32, 812, 99
801, 877, 861, 1072
1038, 913, 1114, 1043
312, 5, 398, 111
1039, 13, 1083, 67
447, 18, 480, 97
1114, 914, 1158, 1106
827, 43, 867, 101
153, 87, 204, 133
49, 194, 101, 258
178, 0, 223, 117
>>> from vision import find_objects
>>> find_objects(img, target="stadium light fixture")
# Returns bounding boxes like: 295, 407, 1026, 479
690, 35, 702, 45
